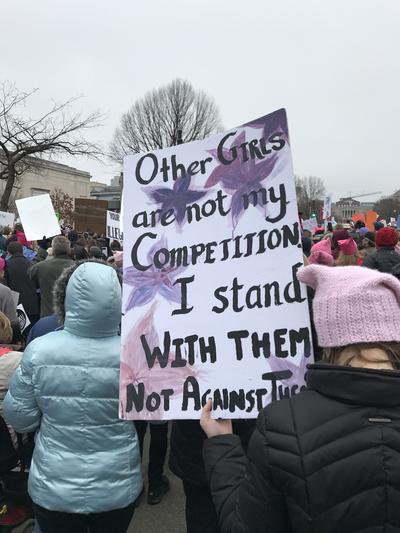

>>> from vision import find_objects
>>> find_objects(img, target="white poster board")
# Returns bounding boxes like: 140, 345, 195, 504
303, 217, 318, 232
120, 109, 312, 420
0, 211, 15, 228
16, 194, 60, 241
107, 211, 123, 243
322, 195, 332, 220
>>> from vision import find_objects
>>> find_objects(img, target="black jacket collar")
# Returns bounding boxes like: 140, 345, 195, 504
306, 363, 400, 406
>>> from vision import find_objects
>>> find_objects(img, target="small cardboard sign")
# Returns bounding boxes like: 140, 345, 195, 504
15, 194, 60, 241
107, 211, 123, 243
0, 211, 15, 228
16, 304, 31, 333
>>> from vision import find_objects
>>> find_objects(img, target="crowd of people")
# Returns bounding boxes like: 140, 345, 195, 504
1, 214, 400, 533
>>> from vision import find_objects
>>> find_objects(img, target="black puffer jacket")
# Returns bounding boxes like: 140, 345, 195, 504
203, 364, 400, 532
170, 419, 255, 486
363, 246, 400, 273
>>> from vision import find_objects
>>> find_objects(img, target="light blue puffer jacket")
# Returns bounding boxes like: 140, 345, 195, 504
4, 262, 142, 513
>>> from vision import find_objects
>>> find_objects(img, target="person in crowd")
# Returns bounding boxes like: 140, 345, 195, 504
4, 261, 142, 533
363, 226, 400, 273
335, 237, 359, 266
0, 257, 18, 325
0, 226, 7, 254
201, 264, 400, 532
170, 418, 255, 533
5, 241, 39, 328
331, 228, 349, 260
359, 231, 376, 259
29, 236, 74, 318
26, 314, 61, 345
135, 421, 170, 505
0, 312, 22, 444
110, 240, 122, 252
13, 223, 30, 248
308, 238, 334, 266
374, 220, 385, 231
301, 236, 312, 257
67, 230, 88, 260
89, 246, 103, 259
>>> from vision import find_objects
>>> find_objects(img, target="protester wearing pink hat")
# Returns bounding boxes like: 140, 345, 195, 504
336, 237, 359, 266
308, 238, 334, 267
201, 264, 400, 532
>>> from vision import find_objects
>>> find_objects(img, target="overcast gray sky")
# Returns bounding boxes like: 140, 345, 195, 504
2, 0, 399, 201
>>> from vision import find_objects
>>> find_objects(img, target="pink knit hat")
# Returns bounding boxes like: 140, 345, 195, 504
338, 237, 357, 256
297, 264, 400, 347
309, 239, 334, 267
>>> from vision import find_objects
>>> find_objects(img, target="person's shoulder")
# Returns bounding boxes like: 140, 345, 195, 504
260, 388, 320, 433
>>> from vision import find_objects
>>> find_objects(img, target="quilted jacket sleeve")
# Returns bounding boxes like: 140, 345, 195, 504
203, 409, 289, 533
3, 345, 42, 433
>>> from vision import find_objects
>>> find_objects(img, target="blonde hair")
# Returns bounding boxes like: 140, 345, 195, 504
335, 251, 358, 266
323, 343, 400, 370
0, 312, 13, 344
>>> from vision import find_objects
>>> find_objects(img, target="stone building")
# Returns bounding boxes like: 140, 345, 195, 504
0, 158, 93, 209
90, 174, 122, 211
332, 197, 361, 222
15, 159, 92, 200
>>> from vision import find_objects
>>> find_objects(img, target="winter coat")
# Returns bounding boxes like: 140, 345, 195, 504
363, 246, 400, 273
4, 262, 142, 513
29, 254, 74, 317
170, 419, 255, 487
5, 254, 39, 317
0, 283, 18, 325
203, 364, 400, 533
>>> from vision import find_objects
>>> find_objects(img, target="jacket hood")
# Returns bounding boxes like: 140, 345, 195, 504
307, 363, 400, 406
63, 262, 121, 337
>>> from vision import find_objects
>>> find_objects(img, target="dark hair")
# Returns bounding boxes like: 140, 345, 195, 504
89, 246, 102, 259
14, 223, 23, 233
323, 343, 400, 370
110, 240, 122, 251
7, 241, 23, 255
364, 232, 375, 245
354, 220, 365, 230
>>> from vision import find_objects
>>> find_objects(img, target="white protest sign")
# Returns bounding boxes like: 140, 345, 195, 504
303, 218, 318, 232
16, 304, 30, 333
107, 211, 123, 243
0, 211, 15, 228
322, 195, 332, 219
15, 194, 60, 241
120, 109, 313, 421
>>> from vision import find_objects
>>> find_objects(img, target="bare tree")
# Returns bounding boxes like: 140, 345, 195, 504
373, 196, 400, 221
50, 188, 75, 225
295, 176, 326, 218
0, 82, 103, 211
110, 78, 222, 160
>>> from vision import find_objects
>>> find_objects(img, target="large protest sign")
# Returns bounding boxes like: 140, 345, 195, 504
107, 210, 123, 243
120, 109, 312, 420
15, 194, 60, 241
0, 211, 15, 228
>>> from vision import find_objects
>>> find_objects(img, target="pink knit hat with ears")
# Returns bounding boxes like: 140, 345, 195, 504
309, 238, 334, 267
297, 264, 400, 347
338, 237, 357, 256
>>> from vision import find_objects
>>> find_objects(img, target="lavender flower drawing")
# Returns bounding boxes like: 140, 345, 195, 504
124, 237, 186, 312
146, 175, 208, 226
205, 130, 279, 227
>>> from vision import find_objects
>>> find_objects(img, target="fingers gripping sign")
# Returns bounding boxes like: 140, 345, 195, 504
200, 399, 233, 438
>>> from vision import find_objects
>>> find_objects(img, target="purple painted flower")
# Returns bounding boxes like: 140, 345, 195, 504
205, 130, 278, 227
124, 237, 186, 312
246, 108, 289, 144
146, 176, 208, 226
